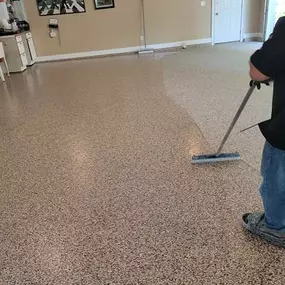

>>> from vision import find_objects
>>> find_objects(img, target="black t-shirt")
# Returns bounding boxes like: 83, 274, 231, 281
251, 17, 285, 150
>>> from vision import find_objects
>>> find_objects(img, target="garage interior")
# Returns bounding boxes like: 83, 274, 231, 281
1, 1, 285, 284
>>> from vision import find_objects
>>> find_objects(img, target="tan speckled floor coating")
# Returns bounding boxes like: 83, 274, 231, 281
1, 43, 285, 284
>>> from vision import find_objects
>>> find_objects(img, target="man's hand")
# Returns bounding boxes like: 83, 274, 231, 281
249, 61, 270, 82
250, 80, 271, 90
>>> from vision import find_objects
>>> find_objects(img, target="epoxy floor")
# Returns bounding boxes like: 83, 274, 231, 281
1, 43, 284, 285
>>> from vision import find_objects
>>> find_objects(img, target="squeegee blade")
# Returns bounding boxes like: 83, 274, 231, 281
191, 153, 241, 165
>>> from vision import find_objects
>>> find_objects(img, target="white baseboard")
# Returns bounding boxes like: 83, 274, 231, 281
36, 38, 212, 63
146, 38, 211, 50
36, 46, 140, 62
243, 33, 263, 40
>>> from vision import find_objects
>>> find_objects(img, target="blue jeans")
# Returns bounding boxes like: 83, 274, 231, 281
260, 142, 285, 230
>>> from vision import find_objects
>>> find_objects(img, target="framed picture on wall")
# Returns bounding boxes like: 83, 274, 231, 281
94, 0, 115, 10
36, 0, 86, 16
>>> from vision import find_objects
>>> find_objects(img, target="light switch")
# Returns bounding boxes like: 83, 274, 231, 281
201, 1, 206, 6
49, 18, 58, 25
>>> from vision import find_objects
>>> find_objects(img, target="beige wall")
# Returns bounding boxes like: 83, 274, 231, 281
243, 0, 263, 33
24, 0, 262, 57
24, 0, 141, 56
144, 0, 211, 45
260, 0, 266, 36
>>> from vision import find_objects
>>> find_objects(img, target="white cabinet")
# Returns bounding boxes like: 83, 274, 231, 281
17, 41, 25, 54
0, 34, 27, 73
27, 38, 37, 60
21, 53, 28, 67
23, 32, 37, 66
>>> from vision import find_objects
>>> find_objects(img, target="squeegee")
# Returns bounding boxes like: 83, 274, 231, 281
191, 83, 257, 164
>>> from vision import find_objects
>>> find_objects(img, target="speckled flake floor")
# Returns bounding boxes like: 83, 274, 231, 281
1, 43, 285, 285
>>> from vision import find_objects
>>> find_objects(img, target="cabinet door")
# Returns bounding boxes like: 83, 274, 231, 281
17, 41, 25, 54
27, 38, 37, 60
0, 42, 5, 58
21, 53, 28, 67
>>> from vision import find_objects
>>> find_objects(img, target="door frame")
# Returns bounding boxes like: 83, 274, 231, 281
211, 0, 245, 45
262, 0, 269, 42
262, 0, 283, 41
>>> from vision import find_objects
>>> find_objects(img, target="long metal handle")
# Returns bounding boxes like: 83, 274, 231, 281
216, 84, 256, 156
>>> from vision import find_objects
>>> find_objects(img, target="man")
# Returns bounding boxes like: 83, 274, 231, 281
242, 17, 285, 247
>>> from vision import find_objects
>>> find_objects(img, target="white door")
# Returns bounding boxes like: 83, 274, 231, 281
264, 0, 278, 40
214, 0, 243, 44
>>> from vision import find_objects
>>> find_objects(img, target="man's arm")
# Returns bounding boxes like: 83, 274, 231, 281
249, 61, 270, 82
250, 18, 285, 81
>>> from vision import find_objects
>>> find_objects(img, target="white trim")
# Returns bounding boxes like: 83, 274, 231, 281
212, 0, 244, 45
243, 33, 263, 40
263, 0, 269, 42
146, 38, 211, 50
240, 0, 245, 42
211, 0, 216, 44
212, 0, 217, 44
36, 38, 212, 63
36, 46, 141, 62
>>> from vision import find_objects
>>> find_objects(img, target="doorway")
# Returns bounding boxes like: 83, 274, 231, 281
264, 0, 285, 41
212, 0, 243, 44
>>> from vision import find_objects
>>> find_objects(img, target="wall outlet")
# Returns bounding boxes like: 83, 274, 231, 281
140, 36, 144, 41
201, 1, 206, 7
